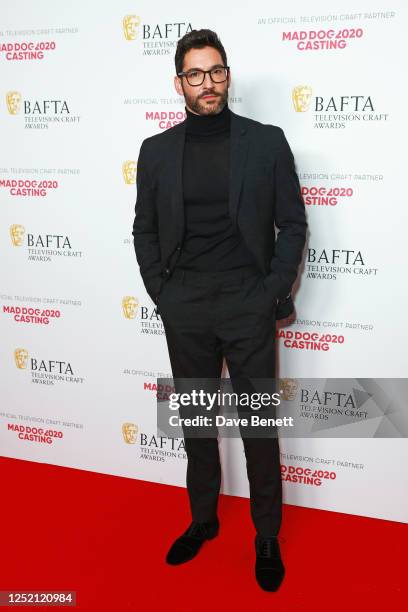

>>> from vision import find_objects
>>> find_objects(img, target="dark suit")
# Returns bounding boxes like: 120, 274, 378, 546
132, 109, 307, 536
132, 110, 307, 316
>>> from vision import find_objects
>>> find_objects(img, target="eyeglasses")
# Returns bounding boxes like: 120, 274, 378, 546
177, 65, 230, 87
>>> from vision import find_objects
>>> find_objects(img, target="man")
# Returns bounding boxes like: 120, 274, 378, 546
132, 29, 307, 592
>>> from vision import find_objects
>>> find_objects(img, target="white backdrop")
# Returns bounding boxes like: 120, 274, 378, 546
1, 0, 407, 523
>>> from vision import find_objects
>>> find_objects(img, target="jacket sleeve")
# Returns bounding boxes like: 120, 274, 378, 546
132, 139, 163, 304
263, 127, 308, 301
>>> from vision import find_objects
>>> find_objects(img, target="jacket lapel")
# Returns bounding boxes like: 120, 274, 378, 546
170, 109, 250, 241
229, 111, 249, 229
170, 124, 186, 243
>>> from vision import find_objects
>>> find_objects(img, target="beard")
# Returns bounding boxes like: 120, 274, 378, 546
183, 86, 228, 116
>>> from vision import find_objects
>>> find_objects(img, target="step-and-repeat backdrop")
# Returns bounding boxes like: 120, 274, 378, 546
1, 1, 407, 523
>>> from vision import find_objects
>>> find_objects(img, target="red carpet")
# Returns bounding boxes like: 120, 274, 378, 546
0, 456, 405, 610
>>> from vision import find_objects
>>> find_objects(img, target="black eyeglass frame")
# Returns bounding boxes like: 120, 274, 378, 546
177, 65, 230, 86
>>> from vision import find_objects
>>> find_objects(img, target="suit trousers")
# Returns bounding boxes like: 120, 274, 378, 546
158, 264, 282, 537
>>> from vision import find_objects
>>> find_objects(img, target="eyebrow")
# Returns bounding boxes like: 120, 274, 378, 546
183, 63, 224, 72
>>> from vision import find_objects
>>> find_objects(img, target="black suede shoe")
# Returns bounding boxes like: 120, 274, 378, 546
254, 535, 285, 591
166, 518, 219, 565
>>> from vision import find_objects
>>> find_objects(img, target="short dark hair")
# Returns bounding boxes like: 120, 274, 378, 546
175, 29, 228, 75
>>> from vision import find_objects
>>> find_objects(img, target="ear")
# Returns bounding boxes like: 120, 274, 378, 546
174, 75, 183, 96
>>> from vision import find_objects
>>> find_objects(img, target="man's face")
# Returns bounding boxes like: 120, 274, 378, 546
174, 46, 230, 116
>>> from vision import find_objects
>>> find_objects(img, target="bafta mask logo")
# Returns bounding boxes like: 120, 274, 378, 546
6, 91, 22, 115
122, 296, 139, 319
292, 85, 312, 112
122, 422, 138, 444
122, 160, 137, 185
123, 15, 141, 40
15, 348, 29, 369
279, 378, 299, 401
10, 224, 25, 246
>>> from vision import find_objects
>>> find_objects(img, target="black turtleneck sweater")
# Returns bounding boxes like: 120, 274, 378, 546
175, 102, 256, 271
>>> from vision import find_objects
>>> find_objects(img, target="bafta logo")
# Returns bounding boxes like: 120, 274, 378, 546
122, 160, 137, 185
123, 15, 141, 40
6, 91, 22, 115
122, 422, 138, 444
10, 224, 25, 246
292, 85, 312, 112
122, 296, 138, 319
15, 348, 28, 369
279, 378, 299, 401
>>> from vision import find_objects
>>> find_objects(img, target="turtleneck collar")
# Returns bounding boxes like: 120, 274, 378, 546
185, 101, 231, 136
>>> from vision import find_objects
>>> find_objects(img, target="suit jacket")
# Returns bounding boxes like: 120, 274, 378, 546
132, 109, 307, 319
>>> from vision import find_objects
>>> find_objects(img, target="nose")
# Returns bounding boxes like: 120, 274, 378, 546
202, 71, 214, 87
